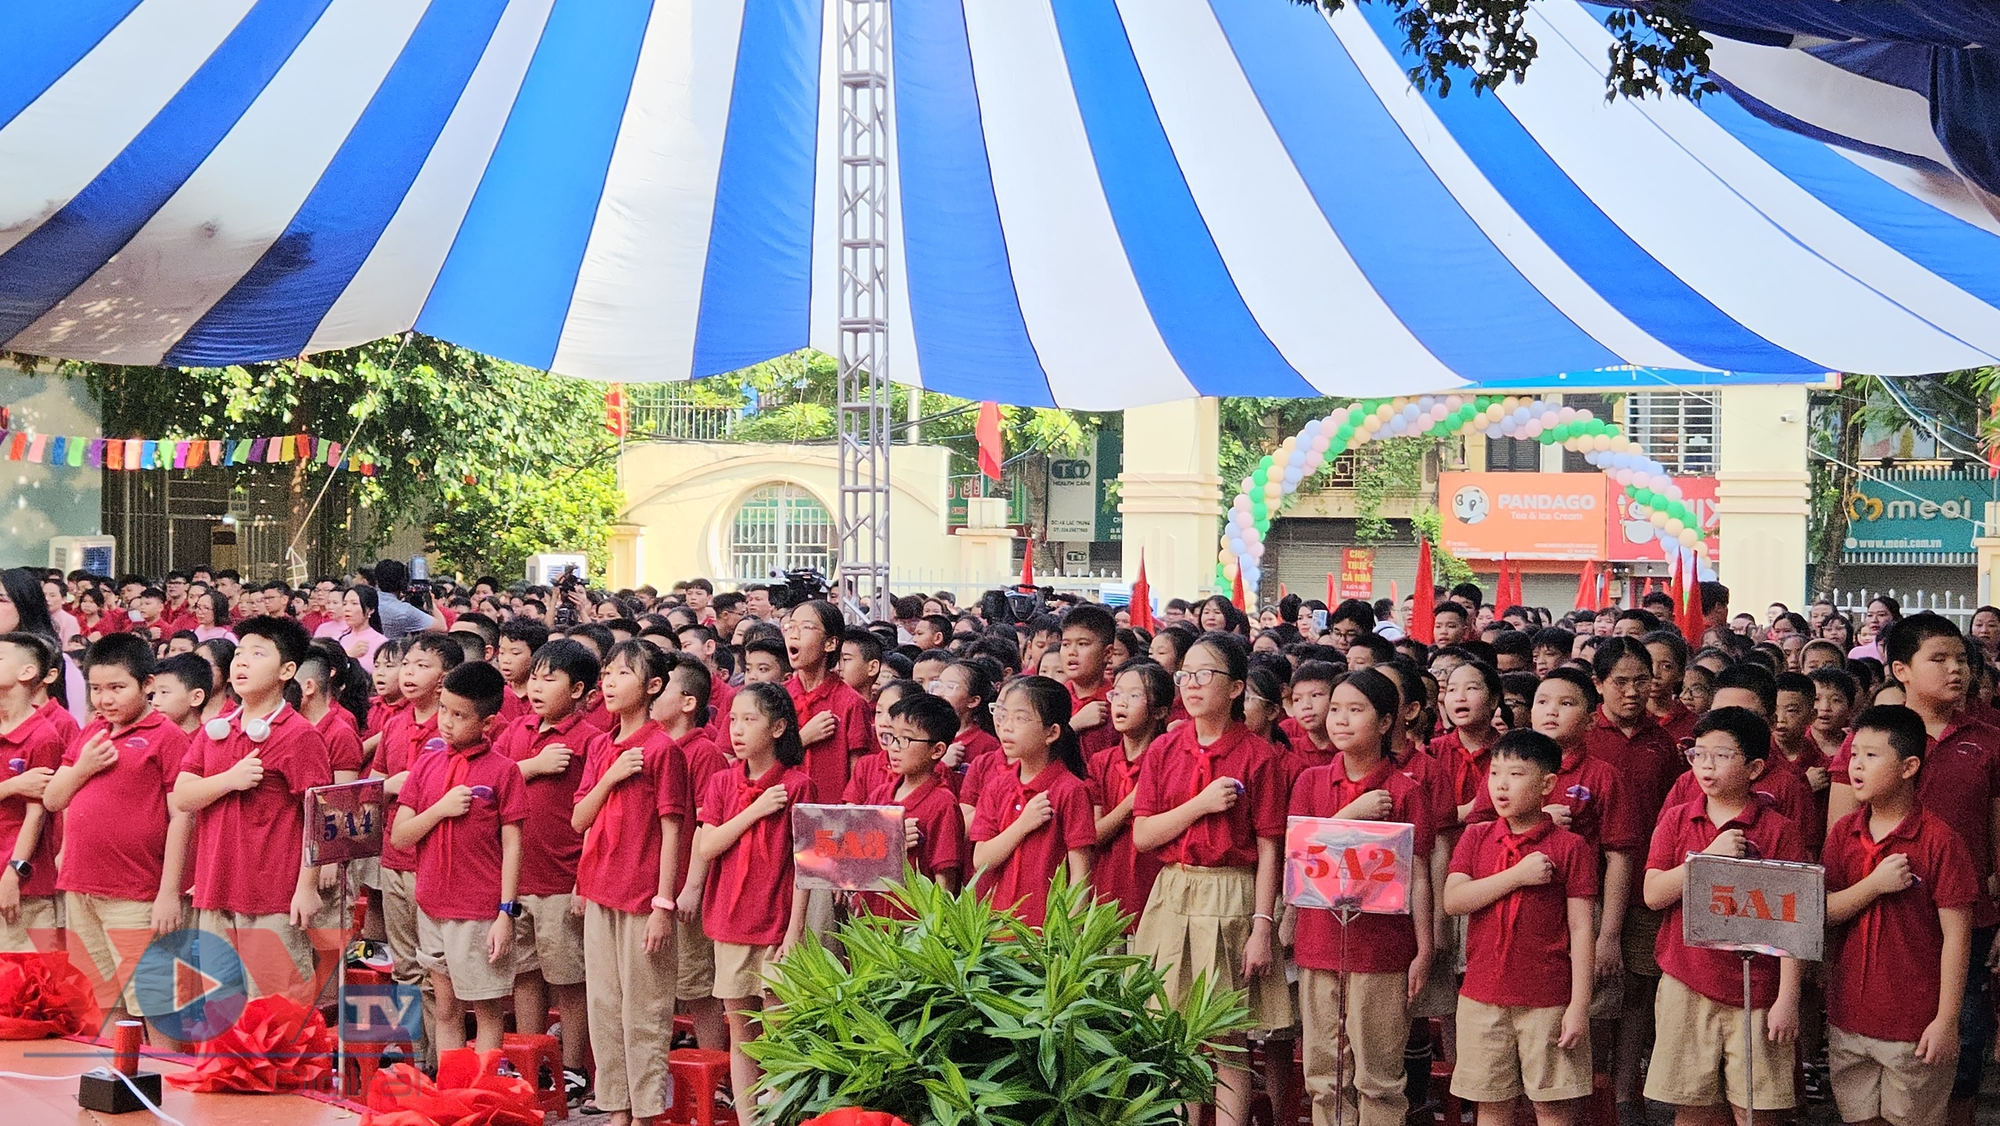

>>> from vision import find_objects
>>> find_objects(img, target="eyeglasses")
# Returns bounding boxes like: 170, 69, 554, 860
1173, 669, 1228, 688
877, 730, 930, 751
1683, 749, 1745, 767
926, 678, 966, 694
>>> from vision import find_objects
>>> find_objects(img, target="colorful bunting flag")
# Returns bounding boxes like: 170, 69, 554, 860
66, 438, 84, 468
26, 435, 47, 463
47, 437, 65, 465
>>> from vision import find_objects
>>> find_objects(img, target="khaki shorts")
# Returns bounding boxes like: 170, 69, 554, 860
1410, 913, 1459, 1020
193, 908, 317, 1001
1133, 864, 1292, 1031
1451, 996, 1593, 1104
712, 940, 777, 1000
1829, 1026, 1953, 1126
64, 893, 158, 1014
416, 911, 516, 1003
1587, 900, 1624, 1021
1644, 973, 1797, 1110
513, 893, 585, 987
676, 899, 716, 1001
0, 895, 58, 952
1622, 905, 1664, 979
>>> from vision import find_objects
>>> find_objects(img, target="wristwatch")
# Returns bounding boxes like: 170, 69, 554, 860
651, 896, 677, 912
497, 901, 523, 918
7, 860, 31, 881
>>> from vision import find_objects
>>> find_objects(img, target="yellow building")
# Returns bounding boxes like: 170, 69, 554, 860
613, 439, 1017, 595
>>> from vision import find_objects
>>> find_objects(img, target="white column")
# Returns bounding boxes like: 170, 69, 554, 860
1119, 397, 1222, 602
1715, 385, 1811, 611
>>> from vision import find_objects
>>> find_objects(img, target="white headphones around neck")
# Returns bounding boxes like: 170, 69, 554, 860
205, 704, 287, 744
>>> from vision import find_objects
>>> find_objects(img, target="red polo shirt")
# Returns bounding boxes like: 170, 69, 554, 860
1291, 755, 1435, 973
702, 677, 737, 748
699, 762, 816, 946
57, 711, 189, 901
364, 696, 406, 742
1663, 758, 1817, 855
573, 721, 691, 915
1653, 701, 1699, 748
36, 698, 80, 753
852, 771, 970, 916
494, 711, 601, 897
1427, 728, 1495, 812
787, 673, 873, 808
375, 706, 440, 873
1585, 709, 1681, 821
316, 706, 368, 776
1646, 795, 1806, 1008
0, 709, 65, 899
1088, 742, 1164, 929
1134, 723, 1286, 869
958, 741, 1013, 813
399, 741, 529, 921
970, 760, 1094, 928
1450, 817, 1598, 1008
1830, 714, 2000, 927
1823, 804, 1979, 1042
1069, 680, 1121, 759
184, 707, 330, 915
1399, 745, 1460, 838
1468, 747, 1640, 854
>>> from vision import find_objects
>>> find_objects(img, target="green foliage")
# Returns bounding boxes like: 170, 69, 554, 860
749, 871, 1251, 1126
1292, 0, 1712, 99
1408, 507, 1474, 586
1349, 438, 1430, 545
21, 335, 622, 577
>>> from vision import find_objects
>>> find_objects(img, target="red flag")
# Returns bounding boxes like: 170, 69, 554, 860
1019, 537, 1036, 590
1495, 555, 1512, 610
1642, 575, 1655, 597
1231, 565, 1248, 612
1327, 571, 1336, 609
975, 401, 1004, 481
1410, 537, 1436, 645
604, 384, 628, 438
1279, 582, 1288, 600
1666, 551, 1684, 633
1129, 552, 1154, 630
1682, 554, 1707, 643
1573, 560, 1598, 612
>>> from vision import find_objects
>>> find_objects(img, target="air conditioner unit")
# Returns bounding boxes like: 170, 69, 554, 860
525, 554, 588, 587
49, 536, 116, 578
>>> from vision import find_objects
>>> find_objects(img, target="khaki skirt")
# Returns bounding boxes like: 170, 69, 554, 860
1134, 864, 1292, 1032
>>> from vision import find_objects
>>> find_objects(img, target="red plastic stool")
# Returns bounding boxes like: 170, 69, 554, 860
342, 1038, 415, 1102
501, 1031, 568, 1119
1429, 1055, 1460, 1126
665, 1048, 736, 1126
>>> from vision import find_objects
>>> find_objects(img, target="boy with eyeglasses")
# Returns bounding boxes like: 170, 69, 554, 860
1641, 707, 1805, 1123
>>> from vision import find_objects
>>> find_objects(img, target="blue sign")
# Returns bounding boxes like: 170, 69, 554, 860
1845, 471, 1995, 561
343, 983, 425, 1043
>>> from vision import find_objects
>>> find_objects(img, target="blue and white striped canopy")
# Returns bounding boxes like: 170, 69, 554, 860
5, 0, 2000, 409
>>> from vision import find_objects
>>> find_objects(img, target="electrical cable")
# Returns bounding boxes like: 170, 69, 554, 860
0, 1067, 190, 1126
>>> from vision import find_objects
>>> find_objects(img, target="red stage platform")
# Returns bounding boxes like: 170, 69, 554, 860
0, 1038, 358, 1126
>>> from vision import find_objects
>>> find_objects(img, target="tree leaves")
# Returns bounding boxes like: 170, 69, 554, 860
748, 871, 1251, 1126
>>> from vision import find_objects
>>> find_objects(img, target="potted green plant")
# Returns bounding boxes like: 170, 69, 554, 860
748, 873, 1250, 1126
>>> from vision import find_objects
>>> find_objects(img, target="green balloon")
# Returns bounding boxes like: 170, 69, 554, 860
1252, 468, 1268, 486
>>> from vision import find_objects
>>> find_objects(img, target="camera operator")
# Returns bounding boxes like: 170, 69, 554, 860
371, 557, 447, 639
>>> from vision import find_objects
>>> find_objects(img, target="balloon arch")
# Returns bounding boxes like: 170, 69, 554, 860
1221, 394, 1715, 594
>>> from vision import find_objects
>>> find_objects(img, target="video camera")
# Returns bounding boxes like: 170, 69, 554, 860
767, 568, 830, 611
553, 565, 584, 628
980, 587, 1046, 626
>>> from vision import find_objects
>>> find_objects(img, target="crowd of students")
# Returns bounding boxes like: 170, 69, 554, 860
0, 561, 1994, 1126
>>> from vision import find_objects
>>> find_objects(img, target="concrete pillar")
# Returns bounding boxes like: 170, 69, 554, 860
1120, 397, 1222, 601
955, 498, 1018, 589
1976, 502, 2000, 608
1715, 385, 1810, 612
607, 523, 645, 591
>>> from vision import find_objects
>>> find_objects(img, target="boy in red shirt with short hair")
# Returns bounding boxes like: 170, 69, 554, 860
497, 639, 601, 1100
1061, 605, 1121, 759
391, 661, 525, 1052
0, 633, 61, 953
1824, 705, 1975, 1126
1444, 729, 1598, 1124
854, 692, 969, 916
1641, 707, 1806, 1122
171, 616, 331, 1001
45, 634, 192, 1036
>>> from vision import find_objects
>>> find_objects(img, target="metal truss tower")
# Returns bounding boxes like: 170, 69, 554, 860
836, 0, 892, 620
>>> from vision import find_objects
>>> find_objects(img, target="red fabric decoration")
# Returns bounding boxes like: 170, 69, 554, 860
364, 1049, 541, 1126
167, 995, 333, 1093
1018, 537, 1036, 590
803, 1111, 914, 1126
1573, 560, 1598, 612
0, 952, 97, 1039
